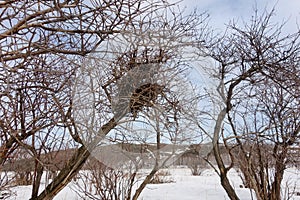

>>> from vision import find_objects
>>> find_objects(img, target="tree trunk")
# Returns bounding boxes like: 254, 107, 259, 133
132, 115, 161, 200
31, 160, 44, 199
220, 173, 240, 200
269, 148, 287, 200
213, 108, 239, 200
132, 165, 159, 200
32, 118, 117, 200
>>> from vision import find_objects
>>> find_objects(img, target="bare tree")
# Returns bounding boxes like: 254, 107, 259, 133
233, 77, 300, 200
72, 6, 206, 199
201, 9, 300, 200
0, 0, 162, 162
1, 0, 208, 199
0, 0, 166, 199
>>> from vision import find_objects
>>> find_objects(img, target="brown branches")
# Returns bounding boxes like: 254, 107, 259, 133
0, 1, 207, 199
205, 8, 300, 200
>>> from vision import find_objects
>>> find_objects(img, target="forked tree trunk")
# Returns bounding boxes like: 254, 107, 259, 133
214, 143, 240, 200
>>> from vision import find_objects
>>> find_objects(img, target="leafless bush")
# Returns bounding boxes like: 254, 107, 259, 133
14, 171, 32, 186
149, 169, 173, 184
182, 146, 208, 176
73, 159, 137, 200
188, 162, 206, 176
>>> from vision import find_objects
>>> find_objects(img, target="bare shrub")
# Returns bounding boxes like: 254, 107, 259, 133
182, 146, 207, 176
14, 171, 32, 186
73, 159, 137, 200
188, 162, 206, 176
149, 169, 173, 184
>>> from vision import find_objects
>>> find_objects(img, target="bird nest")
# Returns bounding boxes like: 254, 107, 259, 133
129, 83, 164, 118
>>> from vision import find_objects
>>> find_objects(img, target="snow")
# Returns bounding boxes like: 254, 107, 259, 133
5, 167, 300, 200
139, 168, 255, 200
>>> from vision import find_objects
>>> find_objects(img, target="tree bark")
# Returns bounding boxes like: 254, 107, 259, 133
132, 113, 161, 200
213, 108, 239, 200
132, 165, 159, 200
269, 147, 287, 200
31, 160, 44, 199
32, 118, 117, 200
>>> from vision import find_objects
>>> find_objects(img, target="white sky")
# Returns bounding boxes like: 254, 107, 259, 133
180, 0, 300, 33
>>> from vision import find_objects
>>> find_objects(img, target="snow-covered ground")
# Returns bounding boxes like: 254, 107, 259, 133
139, 168, 254, 200
4, 167, 300, 200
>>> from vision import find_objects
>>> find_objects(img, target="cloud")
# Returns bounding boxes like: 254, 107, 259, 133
180, 0, 300, 33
